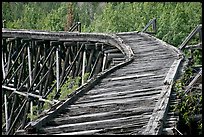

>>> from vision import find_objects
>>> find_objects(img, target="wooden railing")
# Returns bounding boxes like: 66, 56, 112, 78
178, 24, 202, 95
179, 24, 202, 50
141, 18, 157, 34
68, 22, 81, 32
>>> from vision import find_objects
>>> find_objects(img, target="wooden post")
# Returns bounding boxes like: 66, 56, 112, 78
199, 27, 202, 43
6, 39, 13, 75
82, 48, 86, 85
94, 52, 103, 74
56, 45, 60, 93
88, 51, 102, 79
86, 48, 94, 73
27, 43, 32, 86
27, 43, 33, 122
74, 43, 84, 77
2, 53, 6, 79
4, 94, 9, 133
102, 53, 107, 71
60, 43, 70, 84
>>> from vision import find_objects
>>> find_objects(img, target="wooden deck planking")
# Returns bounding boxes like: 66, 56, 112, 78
34, 32, 178, 135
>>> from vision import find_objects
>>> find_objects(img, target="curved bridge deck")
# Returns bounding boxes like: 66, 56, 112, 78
32, 32, 179, 135
2, 30, 182, 135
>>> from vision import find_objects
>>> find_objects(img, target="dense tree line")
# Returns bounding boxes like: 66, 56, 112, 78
2, 2, 201, 46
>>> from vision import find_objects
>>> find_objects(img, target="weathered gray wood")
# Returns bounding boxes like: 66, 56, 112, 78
48, 107, 154, 126
41, 114, 151, 134
2, 29, 182, 135
86, 48, 95, 73
2, 42, 27, 84
184, 69, 202, 94
56, 45, 60, 92
4, 94, 9, 132
179, 24, 202, 50
88, 51, 103, 79
2, 86, 56, 104
2, 53, 6, 79
59, 44, 70, 84
82, 49, 86, 85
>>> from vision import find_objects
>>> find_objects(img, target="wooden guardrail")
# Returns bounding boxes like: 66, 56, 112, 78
69, 22, 81, 32
179, 24, 202, 50
141, 18, 157, 34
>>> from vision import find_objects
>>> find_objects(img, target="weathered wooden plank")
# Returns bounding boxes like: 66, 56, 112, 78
85, 86, 164, 96
62, 100, 158, 118
80, 88, 162, 102
104, 48, 120, 54
41, 114, 151, 134
72, 95, 159, 108
98, 75, 165, 89
75, 90, 160, 106
110, 73, 155, 81
53, 129, 103, 135
47, 107, 154, 127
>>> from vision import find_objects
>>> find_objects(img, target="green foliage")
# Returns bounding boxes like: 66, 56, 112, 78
87, 2, 201, 47
59, 73, 90, 100
173, 57, 202, 135
83, 73, 90, 83
173, 87, 202, 135
27, 105, 38, 121
41, 3, 67, 31
3, 2, 201, 47
59, 76, 81, 100
2, 2, 65, 31
43, 80, 57, 110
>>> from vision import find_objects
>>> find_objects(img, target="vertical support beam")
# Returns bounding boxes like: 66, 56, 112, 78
102, 53, 107, 71
82, 49, 86, 85
60, 43, 70, 84
6, 39, 13, 74
2, 53, 6, 79
88, 51, 102, 79
152, 18, 156, 33
30, 101, 33, 121
17, 47, 26, 88
27, 43, 33, 86
74, 42, 84, 77
199, 27, 202, 43
78, 22, 81, 32
95, 52, 103, 74
4, 94, 9, 133
27, 42, 33, 122
86, 47, 94, 73
56, 45, 60, 93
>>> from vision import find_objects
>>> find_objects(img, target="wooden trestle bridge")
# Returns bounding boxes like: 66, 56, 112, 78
2, 20, 202, 135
